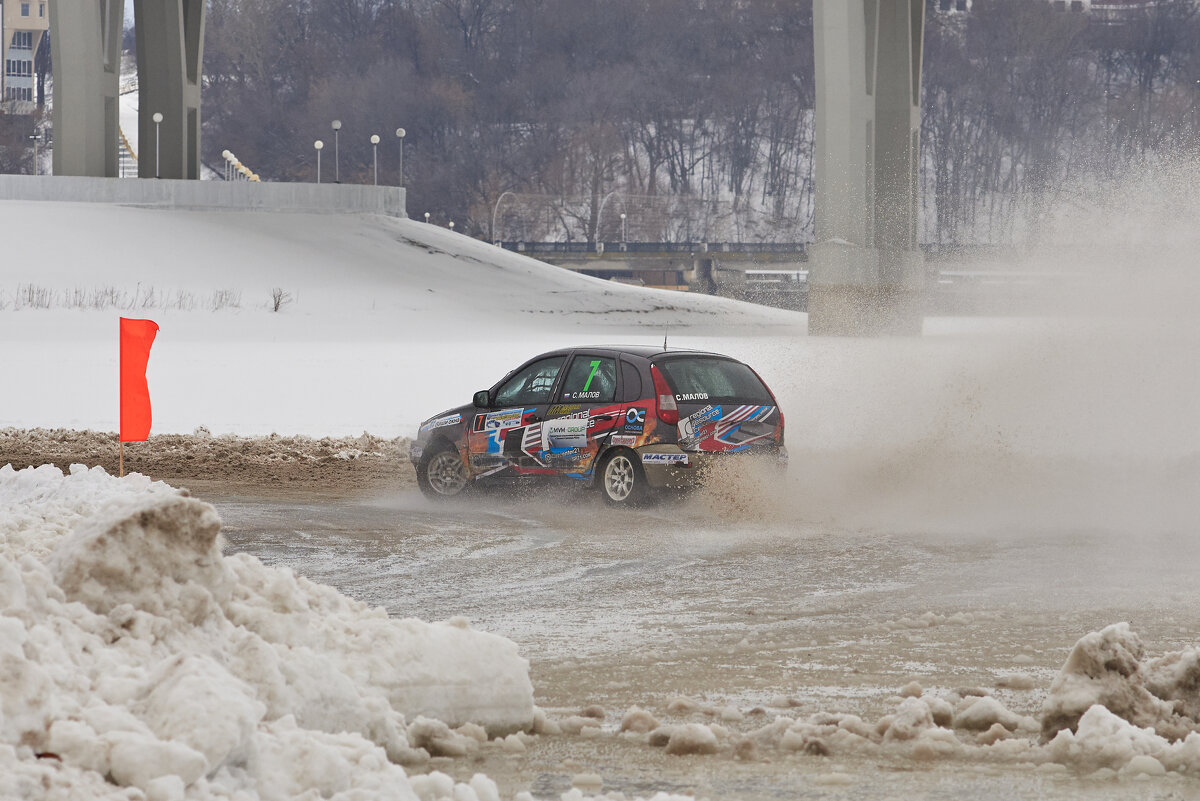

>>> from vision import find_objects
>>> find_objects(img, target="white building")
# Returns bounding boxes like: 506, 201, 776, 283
2, 0, 48, 107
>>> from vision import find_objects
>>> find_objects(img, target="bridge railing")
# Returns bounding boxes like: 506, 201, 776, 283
497, 241, 809, 256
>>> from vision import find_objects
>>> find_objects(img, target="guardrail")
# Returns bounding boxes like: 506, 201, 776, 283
496, 241, 1020, 259
498, 241, 808, 256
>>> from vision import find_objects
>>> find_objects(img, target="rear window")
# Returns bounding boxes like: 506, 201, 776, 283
656, 357, 773, 404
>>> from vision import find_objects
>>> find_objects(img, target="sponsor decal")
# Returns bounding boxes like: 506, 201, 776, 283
676, 392, 709, 401
484, 408, 525, 430
610, 435, 638, 447
420, 413, 462, 433
565, 391, 601, 400
411, 445, 424, 459
642, 452, 689, 465
542, 418, 589, 451
678, 404, 722, 442
548, 404, 582, 416
480, 409, 528, 454
623, 407, 647, 433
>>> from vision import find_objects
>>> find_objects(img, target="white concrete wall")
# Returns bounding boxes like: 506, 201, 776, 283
0, 175, 407, 217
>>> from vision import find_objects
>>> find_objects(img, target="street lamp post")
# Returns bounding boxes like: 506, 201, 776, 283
370, 134, 380, 186
491, 190, 515, 245
448, 221, 454, 232
395, 128, 406, 187
331, 120, 341, 183
595, 190, 621, 249
314, 140, 324, 184
28, 133, 39, 175
152, 112, 163, 178
424, 212, 430, 224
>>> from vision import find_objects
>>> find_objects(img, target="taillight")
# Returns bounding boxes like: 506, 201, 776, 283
650, 365, 679, 425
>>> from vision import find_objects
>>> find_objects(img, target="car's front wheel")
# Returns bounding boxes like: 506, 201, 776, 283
417, 443, 470, 500
598, 449, 649, 506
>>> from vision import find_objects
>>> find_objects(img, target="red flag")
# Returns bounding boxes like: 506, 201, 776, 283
120, 317, 159, 443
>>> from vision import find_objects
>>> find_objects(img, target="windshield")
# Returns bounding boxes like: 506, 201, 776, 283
656, 357, 773, 404
494, 356, 566, 406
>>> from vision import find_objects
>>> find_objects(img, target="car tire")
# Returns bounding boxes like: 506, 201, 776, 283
597, 448, 649, 506
417, 442, 470, 500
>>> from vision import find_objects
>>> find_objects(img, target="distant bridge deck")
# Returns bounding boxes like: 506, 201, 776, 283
498, 241, 1081, 315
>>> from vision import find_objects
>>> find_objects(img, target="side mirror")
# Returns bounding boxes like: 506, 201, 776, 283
472, 390, 491, 408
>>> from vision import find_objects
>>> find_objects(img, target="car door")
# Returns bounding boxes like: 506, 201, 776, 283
539, 352, 623, 476
466, 355, 567, 475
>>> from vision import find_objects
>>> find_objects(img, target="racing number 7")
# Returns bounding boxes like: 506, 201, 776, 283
582, 360, 601, 392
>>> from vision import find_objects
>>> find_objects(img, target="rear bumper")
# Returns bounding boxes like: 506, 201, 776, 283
638, 444, 787, 489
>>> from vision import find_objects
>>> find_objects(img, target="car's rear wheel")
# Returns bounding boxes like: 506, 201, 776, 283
417, 443, 470, 500
598, 449, 648, 506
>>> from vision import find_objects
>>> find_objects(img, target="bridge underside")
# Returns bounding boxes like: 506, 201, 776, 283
50, 0, 204, 179
810, 0, 925, 336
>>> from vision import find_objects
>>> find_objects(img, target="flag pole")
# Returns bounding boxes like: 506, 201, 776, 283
119, 440, 124, 477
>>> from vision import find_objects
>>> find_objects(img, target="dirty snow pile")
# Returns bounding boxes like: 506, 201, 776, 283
569, 624, 1200, 779
0, 463, 534, 800
1040, 622, 1200, 774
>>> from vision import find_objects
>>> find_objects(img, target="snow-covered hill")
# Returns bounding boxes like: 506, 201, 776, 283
0, 201, 803, 435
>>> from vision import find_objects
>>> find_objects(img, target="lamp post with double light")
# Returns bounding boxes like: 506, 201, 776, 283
29, 132, 40, 175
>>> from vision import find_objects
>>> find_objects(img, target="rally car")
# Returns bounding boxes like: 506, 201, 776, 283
411, 345, 786, 505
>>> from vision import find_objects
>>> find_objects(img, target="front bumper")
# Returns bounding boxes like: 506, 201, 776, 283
638, 444, 787, 489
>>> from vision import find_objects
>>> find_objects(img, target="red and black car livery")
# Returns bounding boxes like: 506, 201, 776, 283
411, 345, 786, 504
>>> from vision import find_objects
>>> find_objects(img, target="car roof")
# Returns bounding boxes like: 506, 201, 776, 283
549, 345, 738, 361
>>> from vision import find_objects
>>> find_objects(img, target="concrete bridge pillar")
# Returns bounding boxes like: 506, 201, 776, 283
809, 0, 926, 336
49, 0, 124, 177
134, 0, 205, 179
49, 0, 205, 180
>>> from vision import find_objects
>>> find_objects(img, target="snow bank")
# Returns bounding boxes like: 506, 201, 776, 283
0, 464, 534, 798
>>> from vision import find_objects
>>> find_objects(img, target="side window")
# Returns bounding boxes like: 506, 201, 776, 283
620, 360, 643, 402
559, 356, 617, 403
494, 357, 565, 407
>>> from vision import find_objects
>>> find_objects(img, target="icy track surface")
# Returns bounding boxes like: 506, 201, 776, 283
216, 487, 1200, 801
0, 464, 536, 800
